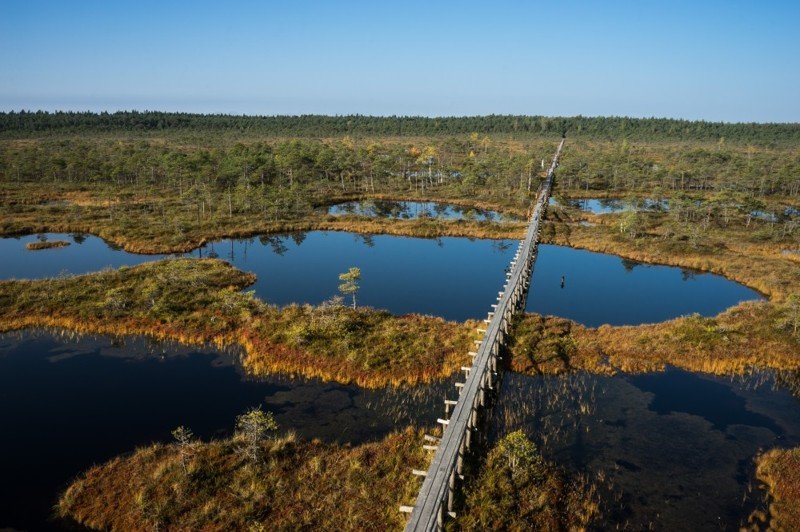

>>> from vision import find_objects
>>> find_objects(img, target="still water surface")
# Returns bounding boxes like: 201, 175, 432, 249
495, 369, 800, 530
324, 199, 521, 222
0, 230, 780, 530
188, 238, 761, 325
0, 330, 452, 531
3, 329, 797, 530
551, 197, 799, 221
549, 197, 668, 214
0, 233, 760, 324
526, 245, 761, 326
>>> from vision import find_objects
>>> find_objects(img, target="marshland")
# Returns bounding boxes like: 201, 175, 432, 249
1, 113, 799, 531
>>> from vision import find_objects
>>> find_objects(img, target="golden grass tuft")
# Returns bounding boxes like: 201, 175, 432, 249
754, 447, 800, 531
510, 302, 800, 378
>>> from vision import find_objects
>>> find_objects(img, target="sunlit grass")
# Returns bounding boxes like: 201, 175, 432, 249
58, 427, 430, 531
0, 182, 527, 253
510, 302, 800, 377
0, 258, 474, 387
754, 448, 800, 531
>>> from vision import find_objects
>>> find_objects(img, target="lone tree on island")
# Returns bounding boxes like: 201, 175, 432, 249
171, 425, 195, 474
338, 267, 361, 309
499, 430, 542, 479
235, 406, 278, 465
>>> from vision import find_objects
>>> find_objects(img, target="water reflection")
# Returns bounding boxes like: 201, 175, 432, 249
0, 329, 452, 531
549, 197, 669, 214
0, 232, 519, 322
1, 234, 762, 325
527, 245, 762, 326
549, 197, 798, 222
325, 200, 522, 222
492, 369, 800, 530
194, 232, 521, 321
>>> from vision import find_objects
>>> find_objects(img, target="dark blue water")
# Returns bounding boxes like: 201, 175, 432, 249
0, 234, 760, 324
0, 232, 171, 279
628, 370, 783, 433
0, 330, 450, 531
527, 245, 762, 326
0, 231, 785, 531
0, 232, 518, 321
191, 233, 516, 320
325, 200, 521, 222
498, 369, 800, 530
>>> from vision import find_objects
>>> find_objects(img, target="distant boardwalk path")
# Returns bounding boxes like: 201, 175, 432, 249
403, 139, 565, 530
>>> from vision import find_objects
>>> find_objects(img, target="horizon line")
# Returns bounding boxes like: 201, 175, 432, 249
3, 109, 799, 127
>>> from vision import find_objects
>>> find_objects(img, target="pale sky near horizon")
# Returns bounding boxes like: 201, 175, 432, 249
1, 1, 798, 122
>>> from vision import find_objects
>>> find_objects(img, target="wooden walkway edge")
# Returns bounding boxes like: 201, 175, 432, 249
403, 139, 565, 531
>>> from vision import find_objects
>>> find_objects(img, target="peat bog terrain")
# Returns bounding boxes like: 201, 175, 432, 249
1, 114, 799, 530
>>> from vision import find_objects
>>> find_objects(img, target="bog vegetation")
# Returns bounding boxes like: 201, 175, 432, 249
25, 239, 70, 250
753, 448, 800, 531
514, 178, 800, 527
58, 421, 598, 532
509, 304, 800, 377
59, 425, 429, 531
456, 430, 599, 530
2, 113, 799, 528
512, 187, 800, 376
0, 259, 475, 387
1, 114, 798, 252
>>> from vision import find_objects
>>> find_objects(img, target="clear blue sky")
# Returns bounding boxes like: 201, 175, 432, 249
1, 1, 798, 122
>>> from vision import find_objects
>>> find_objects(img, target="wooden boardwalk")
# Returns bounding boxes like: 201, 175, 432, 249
402, 139, 565, 531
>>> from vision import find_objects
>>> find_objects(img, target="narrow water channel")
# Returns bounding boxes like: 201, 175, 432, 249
549, 197, 668, 214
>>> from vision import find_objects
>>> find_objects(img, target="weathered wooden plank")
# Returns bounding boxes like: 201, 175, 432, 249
404, 139, 564, 531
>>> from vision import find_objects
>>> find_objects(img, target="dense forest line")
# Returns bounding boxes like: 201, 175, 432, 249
2, 111, 800, 144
